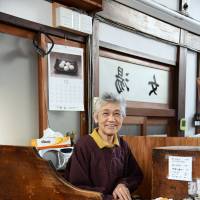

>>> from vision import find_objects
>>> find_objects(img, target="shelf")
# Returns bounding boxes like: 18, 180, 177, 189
53, 0, 102, 12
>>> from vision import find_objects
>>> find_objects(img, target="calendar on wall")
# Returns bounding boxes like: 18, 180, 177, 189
48, 44, 84, 111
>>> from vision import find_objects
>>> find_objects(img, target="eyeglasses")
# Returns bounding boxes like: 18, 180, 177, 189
100, 111, 123, 120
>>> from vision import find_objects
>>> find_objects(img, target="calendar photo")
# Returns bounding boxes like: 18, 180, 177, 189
49, 52, 82, 79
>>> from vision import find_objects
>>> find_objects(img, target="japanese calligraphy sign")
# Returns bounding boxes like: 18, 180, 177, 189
99, 56, 170, 104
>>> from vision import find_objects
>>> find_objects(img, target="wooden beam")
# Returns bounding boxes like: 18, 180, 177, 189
177, 46, 187, 136
38, 33, 48, 137
53, 0, 102, 12
0, 22, 34, 39
80, 38, 89, 136
0, 12, 85, 43
196, 53, 200, 134
147, 119, 168, 125
126, 107, 175, 117
92, 19, 100, 97
98, 0, 180, 43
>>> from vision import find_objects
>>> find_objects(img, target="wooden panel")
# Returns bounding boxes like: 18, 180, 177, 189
122, 136, 200, 199
147, 118, 168, 125
126, 107, 175, 117
53, 0, 102, 12
127, 101, 170, 109
123, 116, 145, 125
152, 146, 200, 199
0, 145, 102, 200
98, 0, 180, 43
123, 136, 166, 199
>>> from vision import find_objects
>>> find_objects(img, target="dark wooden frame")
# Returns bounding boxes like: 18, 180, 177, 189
52, 0, 102, 12
0, 12, 85, 43
95, 48, 176, 135
38, 34, 87, 137
97, 49, 175, 109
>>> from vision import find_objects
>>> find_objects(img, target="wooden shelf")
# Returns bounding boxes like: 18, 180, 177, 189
53, 0, 102, 12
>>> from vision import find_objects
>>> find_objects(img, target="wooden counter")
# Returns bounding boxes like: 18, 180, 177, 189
152, 146, 200, 200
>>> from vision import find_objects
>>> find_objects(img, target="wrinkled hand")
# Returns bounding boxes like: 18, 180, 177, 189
112, 183, 132, 200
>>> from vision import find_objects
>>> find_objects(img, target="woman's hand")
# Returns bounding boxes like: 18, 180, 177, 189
112, 183, 132, 200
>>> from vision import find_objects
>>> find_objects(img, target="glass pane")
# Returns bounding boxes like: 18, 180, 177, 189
0, 32, 38, 145
119, 125, 140, 136
48, 111, 80, 138
146, 125, 167, 135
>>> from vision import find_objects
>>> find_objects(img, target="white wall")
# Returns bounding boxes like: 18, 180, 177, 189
147, 0, 200, 22
0, 0, 52, 26
188, 0, 200, 22
0, 33, 39, 145
99, 22, 177, 64
115, 0, 200, 37
185, 50, 197, 136
148, 0, 180, 11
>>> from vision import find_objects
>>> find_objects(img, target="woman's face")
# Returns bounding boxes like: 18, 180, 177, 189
94, 102, 124, 136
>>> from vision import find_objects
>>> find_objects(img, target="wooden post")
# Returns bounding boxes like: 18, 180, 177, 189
38, 33, 48, 137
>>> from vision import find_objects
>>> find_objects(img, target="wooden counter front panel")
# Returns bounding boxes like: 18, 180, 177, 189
0, 145, 102, 200
152, 147, 200, 200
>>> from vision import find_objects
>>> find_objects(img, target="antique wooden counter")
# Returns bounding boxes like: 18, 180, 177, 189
152, 146, 200, 200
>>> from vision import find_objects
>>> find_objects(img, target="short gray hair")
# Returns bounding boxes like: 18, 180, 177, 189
93, 92, 126, 117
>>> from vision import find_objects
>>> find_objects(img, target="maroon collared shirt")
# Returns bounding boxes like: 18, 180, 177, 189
65, 134, 143, 200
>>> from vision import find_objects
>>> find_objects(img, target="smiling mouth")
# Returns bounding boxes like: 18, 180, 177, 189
106, 125, 116, 129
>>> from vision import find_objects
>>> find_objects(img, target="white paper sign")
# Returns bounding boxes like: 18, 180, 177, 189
48, 44, 84, 111
168, 156, 192, 181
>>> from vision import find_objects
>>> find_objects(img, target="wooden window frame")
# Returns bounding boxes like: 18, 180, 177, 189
96, 49, 176, 136
92, 19, 177, 136
0, 15, 89, 137
95, 48, 176, 113
38, 34, 87, 137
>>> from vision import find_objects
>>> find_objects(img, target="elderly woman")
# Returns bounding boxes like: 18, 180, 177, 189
65, 92, 143, 200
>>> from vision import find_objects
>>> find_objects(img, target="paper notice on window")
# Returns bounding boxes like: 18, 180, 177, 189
168, 156, 192, 181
